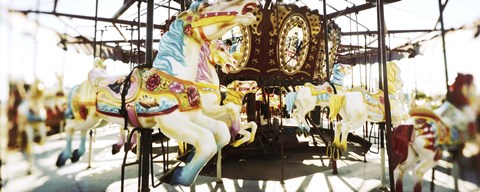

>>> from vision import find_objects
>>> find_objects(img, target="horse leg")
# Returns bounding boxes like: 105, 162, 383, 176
412, 158, 437, 192
230, 129, 251, 147
327, 121, 343, 158
24, 123, 34, 174
112, 126, 126, 155
37, 122, 47, 145
245, 121, 257, 144
56, 120, 75, 167
191, 114, 231, 183
394, 145, 419, 192
158, 113, 227, 186
71, 129, 87, 163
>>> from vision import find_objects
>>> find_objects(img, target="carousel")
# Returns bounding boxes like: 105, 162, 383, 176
1, 0, 480, 192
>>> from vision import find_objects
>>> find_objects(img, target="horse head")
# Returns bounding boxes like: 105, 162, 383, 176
154, 0, 257, 79
331, 64, 351, 87
227, 80, 258, 94
179, 0, 257, 42
386, 61, 403, 95
93, 58, 107, 70
447, 73, 476, 109
209, 40, 238, 74
29, 79, 45, 101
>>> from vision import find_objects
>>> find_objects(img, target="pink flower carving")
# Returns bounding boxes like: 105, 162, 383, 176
187, 87, 200, 106
169, 82, 185, 93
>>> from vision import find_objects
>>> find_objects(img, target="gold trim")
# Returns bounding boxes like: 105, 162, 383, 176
269, 5, 291, 36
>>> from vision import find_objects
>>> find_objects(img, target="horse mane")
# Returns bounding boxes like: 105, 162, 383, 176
331, 64, 347, 86
447, 73, 474, 109
387, 61, 401, 94
152, 19, 186, 75
195, 43, 212, 82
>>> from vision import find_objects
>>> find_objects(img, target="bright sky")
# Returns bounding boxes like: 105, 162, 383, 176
1, 0, 480, 102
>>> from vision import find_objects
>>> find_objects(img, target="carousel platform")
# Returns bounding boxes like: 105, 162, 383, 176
1, 121, 479, 192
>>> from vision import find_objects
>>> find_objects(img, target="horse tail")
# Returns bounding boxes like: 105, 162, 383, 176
391, 124, 414, 169
329, 94, 345, 120
285, 92, 297, 115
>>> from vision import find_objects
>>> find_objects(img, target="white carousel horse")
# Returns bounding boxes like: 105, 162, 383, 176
222, 80, 259, 146
327, 61, 409, 159
392, 73, 478, 192
195, 40, 258, 147
16, 79, 48, 174
285, 64, 351, 134
56, 0, 257, 186
179, 40, 258, 183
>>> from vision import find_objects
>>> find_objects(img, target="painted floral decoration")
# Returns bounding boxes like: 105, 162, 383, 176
187, 87, 200, 106
146, 74, 161, 91
169, 82, 185, 93
184, 24, 193, 37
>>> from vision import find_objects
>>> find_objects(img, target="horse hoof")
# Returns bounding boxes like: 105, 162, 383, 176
160, 166, 183, 186
131, 146, 137, 154
296, 129, 302, 136
56, 153, 68, 167
333, 148, 342, 160
177, 149, 195, 163
112, 144, 121, 155
303, 131, 309, 137
71, 149, 82, 163
326, 145, 332, 158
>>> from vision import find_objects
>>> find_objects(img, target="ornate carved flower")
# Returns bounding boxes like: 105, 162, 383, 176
169, 82, 185, 93
187, 87, 200, 106
146, 74, 161, 91
184, 24, 193, 37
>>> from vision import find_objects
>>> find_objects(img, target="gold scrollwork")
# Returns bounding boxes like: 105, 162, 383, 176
250, 9, 263, 36
269, 5, 292, 36
306, 12, 321, 38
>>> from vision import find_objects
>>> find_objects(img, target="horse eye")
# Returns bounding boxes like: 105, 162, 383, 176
220, 47, 225, 51
203, 2, 210, 8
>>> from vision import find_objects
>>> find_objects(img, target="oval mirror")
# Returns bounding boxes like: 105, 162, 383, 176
277, 14, 310, 75
221, 25, 251, 73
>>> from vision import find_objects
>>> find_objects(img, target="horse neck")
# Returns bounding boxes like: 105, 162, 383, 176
195, 44, 220, 85
175, 38, 202, 82
224, 89, 244, 106
153, 19, 202, 82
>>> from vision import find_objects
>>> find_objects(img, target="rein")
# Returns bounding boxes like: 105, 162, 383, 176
185, 11, 237, 42
119, 64, 150, 130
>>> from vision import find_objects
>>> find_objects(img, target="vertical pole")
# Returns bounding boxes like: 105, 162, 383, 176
140, 129, 152, 192
323, 0, 338, 175
437, 0, 449, 94
145, 0, 154, 67
87, 130, 93, 169
323, 0, 330, 80
376, 0, 395, 190
93, 0, 99, 59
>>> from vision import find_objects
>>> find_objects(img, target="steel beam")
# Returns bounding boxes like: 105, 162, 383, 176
11, 10, 167, 30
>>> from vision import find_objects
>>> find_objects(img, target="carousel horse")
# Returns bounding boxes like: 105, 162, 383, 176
16, 79, 47, 174
392, 73, 478, 192
56, 0, 257, 186
179, 40, 258, 182
195, 40, 258, 147
328, 61, 409, 159
44, 74, 68, 134
285, 63, 351, 134
221, 80, 259, 146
